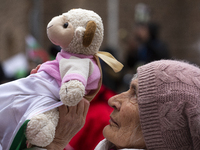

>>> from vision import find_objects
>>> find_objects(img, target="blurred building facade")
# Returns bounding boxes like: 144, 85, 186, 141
1, 0, 200, 65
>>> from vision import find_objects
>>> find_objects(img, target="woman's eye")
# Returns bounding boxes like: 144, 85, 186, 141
130, 86, 137, 98
132, 90, 136, 98
63, 22, 69, 28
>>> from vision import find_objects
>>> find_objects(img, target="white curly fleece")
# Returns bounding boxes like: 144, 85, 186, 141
62, 8, 104, 55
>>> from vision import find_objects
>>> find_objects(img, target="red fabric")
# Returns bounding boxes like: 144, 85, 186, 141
67, 85, 115, 150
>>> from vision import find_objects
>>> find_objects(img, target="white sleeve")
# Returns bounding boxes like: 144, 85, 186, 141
25, 147, 47, 150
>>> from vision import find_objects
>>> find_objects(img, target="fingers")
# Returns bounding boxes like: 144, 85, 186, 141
36, 64, 41, 70
58, 98, 90, 118
83, 99, 90, 118
30, 68, 37, 74
68, 98, 90, 116
77, 98, 90, 115
30, 64, 41, 74
58, 105, 69, 118
76, 98, 84, 115
68, 101, 80, 115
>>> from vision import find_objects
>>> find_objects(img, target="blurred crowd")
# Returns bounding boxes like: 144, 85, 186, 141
125, 22, 170, 70
100, 21, 171, 93
122, 21, 170, 91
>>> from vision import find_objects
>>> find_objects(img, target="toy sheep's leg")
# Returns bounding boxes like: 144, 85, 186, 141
26, 108, 59, 147
59, 80, 85, 106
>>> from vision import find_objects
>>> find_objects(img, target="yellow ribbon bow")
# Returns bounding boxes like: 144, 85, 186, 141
95, 51, 124, 72
84, 51, 123, 101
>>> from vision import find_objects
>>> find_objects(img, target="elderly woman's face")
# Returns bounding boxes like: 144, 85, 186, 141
103, 78, 145, 149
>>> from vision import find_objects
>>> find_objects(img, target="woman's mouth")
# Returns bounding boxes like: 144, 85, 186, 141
109, 116, 119, 127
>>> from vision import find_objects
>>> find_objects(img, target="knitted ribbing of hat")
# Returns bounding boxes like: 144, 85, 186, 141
156, 62, 200, 149
138, 60, 200, 150
156, 62, 200, 87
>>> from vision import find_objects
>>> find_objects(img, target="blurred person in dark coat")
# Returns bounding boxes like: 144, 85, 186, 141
125, 22, 170, 69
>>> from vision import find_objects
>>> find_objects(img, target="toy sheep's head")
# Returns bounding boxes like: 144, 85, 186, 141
47, 8, 104, 55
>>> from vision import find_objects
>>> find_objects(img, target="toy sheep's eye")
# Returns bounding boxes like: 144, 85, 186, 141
63, 22, 69, 28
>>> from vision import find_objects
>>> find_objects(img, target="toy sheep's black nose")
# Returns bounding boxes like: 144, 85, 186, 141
63, 22, 68, 28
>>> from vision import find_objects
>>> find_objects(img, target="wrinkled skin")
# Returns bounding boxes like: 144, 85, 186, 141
103, 78, 146, 149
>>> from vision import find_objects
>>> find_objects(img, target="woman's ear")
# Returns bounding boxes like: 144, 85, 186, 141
83, 21, 96, 47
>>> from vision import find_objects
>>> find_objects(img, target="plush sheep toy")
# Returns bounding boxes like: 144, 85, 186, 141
0, 8, 123, 149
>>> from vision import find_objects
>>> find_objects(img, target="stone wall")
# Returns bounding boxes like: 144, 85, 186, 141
0, 0, 31, 61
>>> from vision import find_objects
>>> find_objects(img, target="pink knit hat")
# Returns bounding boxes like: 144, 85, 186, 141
137, 60, 200, 150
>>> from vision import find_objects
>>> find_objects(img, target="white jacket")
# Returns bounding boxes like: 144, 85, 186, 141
94, 139, 145, 150
0, 71, 62, 150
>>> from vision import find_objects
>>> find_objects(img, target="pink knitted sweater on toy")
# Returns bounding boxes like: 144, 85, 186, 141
38, 50, 101, 95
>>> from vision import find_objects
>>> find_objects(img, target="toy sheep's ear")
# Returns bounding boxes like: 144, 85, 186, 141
83, 21, 97, 47
75, 27, 86, 42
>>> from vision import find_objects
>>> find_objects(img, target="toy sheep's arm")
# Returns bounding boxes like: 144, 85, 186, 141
59, 56, 95, 106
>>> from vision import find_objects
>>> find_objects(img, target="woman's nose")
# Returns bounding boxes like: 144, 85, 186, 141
108, 94, 122, 111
